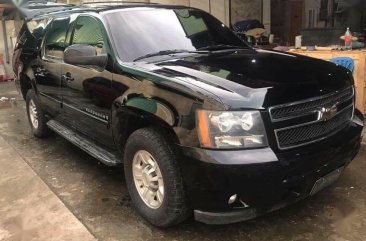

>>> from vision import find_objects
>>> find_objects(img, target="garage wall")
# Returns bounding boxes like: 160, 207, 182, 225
0, 20, 19, 79
189, 0, 230, 25
211, 0, 231, 26
231, 0, 261, 24
189, 0, 209, 12
304, 0, 331, 28
163, 0, 189, 5
262, 0, 270, 33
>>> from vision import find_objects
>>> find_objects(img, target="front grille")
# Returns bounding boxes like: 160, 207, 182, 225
270, 87, 354, 150
270, 87, 354, 121
275, 106, 353, 150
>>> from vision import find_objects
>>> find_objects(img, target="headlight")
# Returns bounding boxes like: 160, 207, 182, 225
196, 110, 268, 149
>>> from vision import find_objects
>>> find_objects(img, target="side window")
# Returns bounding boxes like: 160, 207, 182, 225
44, 17, 70, 59
72, 16, 105, 56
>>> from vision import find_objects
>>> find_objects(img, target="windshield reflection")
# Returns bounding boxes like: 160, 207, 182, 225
103, 8, 248, 62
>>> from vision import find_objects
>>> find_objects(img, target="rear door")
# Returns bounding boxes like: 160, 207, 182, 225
60, 15, 115, 149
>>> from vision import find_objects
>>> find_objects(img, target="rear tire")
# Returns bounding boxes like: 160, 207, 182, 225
26, 90, 50, 138
124, 127, 190, 227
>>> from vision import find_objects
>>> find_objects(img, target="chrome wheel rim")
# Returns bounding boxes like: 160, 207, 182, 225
29, 99, 39, 129
132, 150, 164, 209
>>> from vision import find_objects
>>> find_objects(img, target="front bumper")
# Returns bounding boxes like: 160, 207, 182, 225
180, 114, 364, 225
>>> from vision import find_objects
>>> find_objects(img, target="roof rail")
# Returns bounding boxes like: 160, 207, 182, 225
81, 1, 158, 5
20, 1, 74, 8
24, 0, 49, 4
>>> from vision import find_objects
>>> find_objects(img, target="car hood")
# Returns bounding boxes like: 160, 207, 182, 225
134, 49, 353, 110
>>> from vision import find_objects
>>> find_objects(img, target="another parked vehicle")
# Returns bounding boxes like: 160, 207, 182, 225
13, 3, 364, 227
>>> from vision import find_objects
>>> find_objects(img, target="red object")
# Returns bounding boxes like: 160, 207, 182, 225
344, 28, 353, 49
345, 35, 352, 44
0, 57, 13, 82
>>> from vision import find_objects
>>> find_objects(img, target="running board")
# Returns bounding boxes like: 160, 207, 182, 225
47, 120, 120, 166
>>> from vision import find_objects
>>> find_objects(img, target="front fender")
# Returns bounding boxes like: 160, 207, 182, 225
124, 97, 176, 126
111, 96, 179, 155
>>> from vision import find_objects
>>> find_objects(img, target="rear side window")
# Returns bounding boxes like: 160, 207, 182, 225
27, 18, 49, 40
16, 18, 49, 51
16, 24, 35, 50
71, 16, 105, 56
44, 17, 70, 59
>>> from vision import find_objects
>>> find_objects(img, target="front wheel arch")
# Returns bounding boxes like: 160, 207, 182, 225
111, 96, 180, 157
111, 106, 180, 157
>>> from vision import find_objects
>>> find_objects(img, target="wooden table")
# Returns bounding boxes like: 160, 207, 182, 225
290, 50, 366, 114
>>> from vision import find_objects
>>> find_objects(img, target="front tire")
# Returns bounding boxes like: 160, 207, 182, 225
124, 128, 190, 227
26, 90, 50, 138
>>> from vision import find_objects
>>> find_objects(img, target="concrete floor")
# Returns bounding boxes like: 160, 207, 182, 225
0, 135, 96, 241
0, 81, 365, 241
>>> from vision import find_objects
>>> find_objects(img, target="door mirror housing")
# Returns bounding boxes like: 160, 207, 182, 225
64, 44, 107, 70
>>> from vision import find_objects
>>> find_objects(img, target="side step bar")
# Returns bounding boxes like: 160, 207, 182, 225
47, 120, 120, 166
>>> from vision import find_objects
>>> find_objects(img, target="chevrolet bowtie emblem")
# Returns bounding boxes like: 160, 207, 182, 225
318, 105, 338, 121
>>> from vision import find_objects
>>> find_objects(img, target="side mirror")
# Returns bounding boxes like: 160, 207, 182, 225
64, 44, 107, 70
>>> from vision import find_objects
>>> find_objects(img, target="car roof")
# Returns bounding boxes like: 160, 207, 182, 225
28, 2, 191, 20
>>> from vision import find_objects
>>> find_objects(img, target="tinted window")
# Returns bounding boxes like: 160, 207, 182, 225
16, 24, 35, 50
44, 17, 70, 59
103, 8, 247, 62
27, 18, 49, 40
72, 16, 105, 56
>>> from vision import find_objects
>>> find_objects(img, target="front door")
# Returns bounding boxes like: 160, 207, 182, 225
61, 15, 115, 149
35, 17, 70, 117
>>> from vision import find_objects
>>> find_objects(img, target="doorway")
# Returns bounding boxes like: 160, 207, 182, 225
289, 0, 304, 45
271, 0, 305, 45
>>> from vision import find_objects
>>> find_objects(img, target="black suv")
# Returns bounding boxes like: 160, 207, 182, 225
13, 3, 364, 227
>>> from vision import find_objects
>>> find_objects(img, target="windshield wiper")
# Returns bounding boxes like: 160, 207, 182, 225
133, 49, 208, 62
198, 44, 248, 51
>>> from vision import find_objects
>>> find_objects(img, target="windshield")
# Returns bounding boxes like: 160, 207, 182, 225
103, 8, 248, 62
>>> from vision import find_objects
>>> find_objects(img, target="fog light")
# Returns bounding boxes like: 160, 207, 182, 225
228, 194, 238, 204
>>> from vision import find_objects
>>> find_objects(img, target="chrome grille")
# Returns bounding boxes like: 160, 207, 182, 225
270, 87, 354, 150
270, 87, 354, 122
275, 105, 353, 149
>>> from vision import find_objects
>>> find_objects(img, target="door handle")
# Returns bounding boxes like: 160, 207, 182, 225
35, 66, 47, 77
61, 72, 74, 82
36, 67, 46, 72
